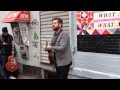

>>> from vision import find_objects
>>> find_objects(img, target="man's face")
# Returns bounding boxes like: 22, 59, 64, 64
2, 32, 8, 36
52, 20, 61, 31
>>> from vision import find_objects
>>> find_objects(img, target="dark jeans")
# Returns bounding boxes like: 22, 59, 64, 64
0, 62, 4, 79
56, 62, 72, 79
1, 55, 8, 78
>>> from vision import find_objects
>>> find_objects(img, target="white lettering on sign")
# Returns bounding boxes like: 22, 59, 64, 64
94, 11, 120, 19
94, 11, 120, 29
6, 12, 20, 18
94, 22, 120, 29
20, 14, 29, 18
98, 12, 116, 18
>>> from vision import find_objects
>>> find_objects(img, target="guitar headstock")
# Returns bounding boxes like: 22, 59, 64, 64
46, 41, 48, 47
11, 41, 15, 56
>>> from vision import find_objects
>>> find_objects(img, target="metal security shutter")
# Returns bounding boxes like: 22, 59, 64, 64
40, 11, 69, 63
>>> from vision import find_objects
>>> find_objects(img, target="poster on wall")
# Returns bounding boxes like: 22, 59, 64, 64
13, 26, 20, 45
77, 11, 120, 35
19, 23, 29, 46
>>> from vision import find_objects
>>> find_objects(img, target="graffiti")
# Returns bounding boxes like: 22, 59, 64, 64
34, 31, 39, 40
30, 19, 39, 26
29, 19, 39, 30
32, 41, 39, 48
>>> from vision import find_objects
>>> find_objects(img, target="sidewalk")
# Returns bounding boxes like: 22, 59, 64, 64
17, 74, 39, 79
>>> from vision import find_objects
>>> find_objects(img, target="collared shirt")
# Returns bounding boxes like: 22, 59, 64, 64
52, 29, 63, 63
53, 29, 63, 46
55, 28, 62, 35
50, 29, 72, 66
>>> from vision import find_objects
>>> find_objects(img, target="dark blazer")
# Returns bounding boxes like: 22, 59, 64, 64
0, 34, 13, 56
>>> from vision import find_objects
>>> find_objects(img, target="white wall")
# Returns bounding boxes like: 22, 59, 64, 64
0, 11, 13, 35
69, 11, 120, 79
19, 11, 41, 67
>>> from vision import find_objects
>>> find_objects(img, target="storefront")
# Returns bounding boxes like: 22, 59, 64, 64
69, 11, 120, 79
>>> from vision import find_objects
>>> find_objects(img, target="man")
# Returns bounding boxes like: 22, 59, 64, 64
0, 27, 13, 79
43, 18, 72, 79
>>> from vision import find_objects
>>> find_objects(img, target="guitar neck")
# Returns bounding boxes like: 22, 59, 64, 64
45, 41, 49, 52
11, 41, 15, 58
46, 41, 48, 47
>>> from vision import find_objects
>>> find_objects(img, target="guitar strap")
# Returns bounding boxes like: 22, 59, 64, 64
52, 29, 63, 65
52, 29, 63, 46
46, 29, 63, 65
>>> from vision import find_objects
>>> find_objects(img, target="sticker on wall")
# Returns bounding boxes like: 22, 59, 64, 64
34, 31, 39, 40
32, 41, 39, 48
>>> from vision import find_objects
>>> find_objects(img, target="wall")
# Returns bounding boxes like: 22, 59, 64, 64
0, 11, 13, 35
19, 11, 41, 67
69, 11, 120, 79
22, 11, 70, 77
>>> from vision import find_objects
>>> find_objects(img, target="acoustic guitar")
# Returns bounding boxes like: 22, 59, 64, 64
46, 41, 55, 64
6, 41, 19, 72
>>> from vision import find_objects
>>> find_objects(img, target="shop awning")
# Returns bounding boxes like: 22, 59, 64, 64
2, 11, 30, 23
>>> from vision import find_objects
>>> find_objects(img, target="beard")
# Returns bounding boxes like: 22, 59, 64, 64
2, 34, 8, 37
52, 26, 60, 31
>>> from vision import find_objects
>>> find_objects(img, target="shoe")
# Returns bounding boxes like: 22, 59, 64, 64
9, 76, 16, 79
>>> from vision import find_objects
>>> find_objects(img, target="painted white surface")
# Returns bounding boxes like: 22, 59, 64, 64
70, 11, 120, 79
73, 68, 120, 79
21, 11, 41, 67
0, 11, 13, 35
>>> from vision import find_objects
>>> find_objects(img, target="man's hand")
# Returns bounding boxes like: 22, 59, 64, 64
11, 51, 15, 55
43, 44, 52, 51
3, 42, 8, 45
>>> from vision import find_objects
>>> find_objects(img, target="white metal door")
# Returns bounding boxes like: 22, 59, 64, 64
40, 11, 69, 64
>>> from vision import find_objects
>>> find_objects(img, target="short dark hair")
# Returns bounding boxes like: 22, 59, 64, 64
52, 18, 63, 27
2, 27, 8, 32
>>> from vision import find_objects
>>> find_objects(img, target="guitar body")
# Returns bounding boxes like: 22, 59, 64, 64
5, 41, 19, 72
46, 41, 55, 64
6, 56, 19, 72
48, 50, 54, 63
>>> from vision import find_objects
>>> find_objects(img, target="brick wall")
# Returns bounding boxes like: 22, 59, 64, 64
77, 35, 120, 54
